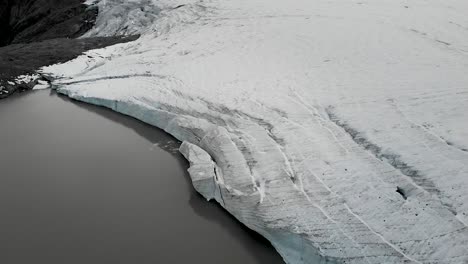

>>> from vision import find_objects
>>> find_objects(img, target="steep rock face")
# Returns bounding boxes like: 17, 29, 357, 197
0, 0, 97, 46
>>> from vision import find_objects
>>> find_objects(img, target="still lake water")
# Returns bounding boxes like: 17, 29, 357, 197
0, 90, 284, 264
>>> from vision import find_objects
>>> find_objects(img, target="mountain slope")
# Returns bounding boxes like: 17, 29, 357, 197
0, 0, 96, 46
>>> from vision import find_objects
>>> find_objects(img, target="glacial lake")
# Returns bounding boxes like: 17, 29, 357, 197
0, 90, 284, 264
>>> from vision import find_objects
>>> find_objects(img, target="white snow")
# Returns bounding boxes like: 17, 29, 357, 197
0, 87, 8, 95
42, 0, 468, 263
15, 74, 40, 84
33, 80, 50, 90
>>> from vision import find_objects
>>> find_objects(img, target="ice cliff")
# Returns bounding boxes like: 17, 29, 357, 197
41, 0, 468, 263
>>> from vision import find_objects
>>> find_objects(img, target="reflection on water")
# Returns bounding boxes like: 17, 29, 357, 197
0, 90, 284, 264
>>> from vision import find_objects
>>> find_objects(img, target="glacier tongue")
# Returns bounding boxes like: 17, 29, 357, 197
42, 0, 468, 263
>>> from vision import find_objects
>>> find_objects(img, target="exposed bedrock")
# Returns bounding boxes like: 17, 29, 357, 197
0, 35, 138, 99
0, 0, 97, 47
0, 0, 140, 98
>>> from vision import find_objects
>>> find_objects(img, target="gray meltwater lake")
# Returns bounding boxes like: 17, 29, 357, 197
0, 90, 284, 264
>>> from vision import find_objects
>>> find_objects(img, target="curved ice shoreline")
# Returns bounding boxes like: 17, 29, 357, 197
53, 91, 331, 263
42, 0, 468, 263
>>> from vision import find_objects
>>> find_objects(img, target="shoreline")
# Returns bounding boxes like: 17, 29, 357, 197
0, 89, 285, 264
4, 0, 468, 262
0, 35, 139, 99
0, 0, 139, 99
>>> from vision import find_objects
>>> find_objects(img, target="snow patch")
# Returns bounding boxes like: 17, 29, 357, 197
33, 80, 50, 90
15, 74, 40, 84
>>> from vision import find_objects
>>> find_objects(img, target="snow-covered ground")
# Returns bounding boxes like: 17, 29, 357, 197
41, 0, 468, 263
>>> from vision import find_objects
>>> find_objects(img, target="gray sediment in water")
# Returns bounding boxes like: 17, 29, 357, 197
0, 90, 284, 264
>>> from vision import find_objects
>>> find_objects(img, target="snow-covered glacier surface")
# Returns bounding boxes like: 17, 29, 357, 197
42, 0, 468, 263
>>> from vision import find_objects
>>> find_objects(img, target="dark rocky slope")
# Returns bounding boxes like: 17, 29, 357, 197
0, 0, 138, 99
0, 35, 138, 98
0, 0, 97, 46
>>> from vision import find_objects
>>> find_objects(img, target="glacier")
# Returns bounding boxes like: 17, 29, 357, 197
40, 0, 468, 263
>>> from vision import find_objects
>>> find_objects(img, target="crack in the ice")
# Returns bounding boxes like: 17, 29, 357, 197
289, 91, 350, 154
443, 139, 468, 153
325, 107, 439, 195
58, 73, 168, 85
396, 186, 408, 200
230, 135, 258, 175
196, 97, 297, 181
388, 99, 468, 166
325, 107, 463, 220
342, 204, 423, 264
213, 166, 227, 207
394, 226, 468, 244
288, 144, 415, 263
